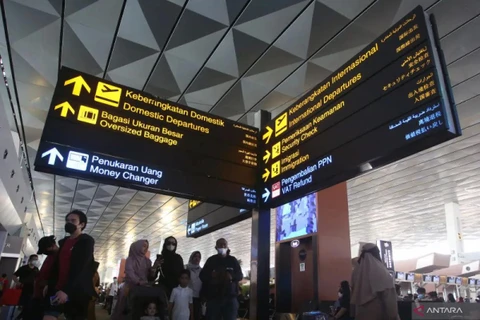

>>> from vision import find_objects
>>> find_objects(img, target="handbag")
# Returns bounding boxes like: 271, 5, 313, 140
0, 288, 22, 306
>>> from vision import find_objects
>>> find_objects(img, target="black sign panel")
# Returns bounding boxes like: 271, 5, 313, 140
259, 6, 461, 207
378, 240, 395, 273
34, 68, 258, 208
35, 142, 256, 208
186, 202, 251, 238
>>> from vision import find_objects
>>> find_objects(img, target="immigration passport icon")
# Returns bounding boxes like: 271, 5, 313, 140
95, 82, 122, 107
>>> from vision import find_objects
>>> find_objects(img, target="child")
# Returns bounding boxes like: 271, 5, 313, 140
140, 302, 160, 320
169, 269, 193, 320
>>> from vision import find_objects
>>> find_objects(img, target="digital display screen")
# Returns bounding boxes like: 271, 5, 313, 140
456, 277, 463, 285
276, 193, 317, 242
433, 276, 440, 283
396, 272, 406, 280
259, 6, 460, 208
469, 278, 476, 286
407, 273, 415, 281
423, 275, 432, 283
35, 67, 259, 208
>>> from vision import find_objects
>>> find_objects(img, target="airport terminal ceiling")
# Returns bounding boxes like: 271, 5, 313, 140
1, 0, 480, 274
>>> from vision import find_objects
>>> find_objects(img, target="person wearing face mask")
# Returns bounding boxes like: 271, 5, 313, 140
43, 210, 96, 320
13, 255, 40, 319
156, 236, 184, 297
107, 277, 119, 315
20, 236, 60, 320
186, 251, 203, 320
415, 287, 427, 301
199, 238, 243, 320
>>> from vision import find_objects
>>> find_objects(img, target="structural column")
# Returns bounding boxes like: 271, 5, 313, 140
316, 182, 352, 301
444, 202, 465, 265
250, 110, 271, 320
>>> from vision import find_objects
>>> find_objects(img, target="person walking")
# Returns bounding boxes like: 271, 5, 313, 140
107, 277, 119, 315
351, 243, 400, 320
13, 255, 40, 319
42, 210, 96, 320
157, 237, 184, 297
200, 238, 243, 320
0, 273, 8, 299
88, 262, 100, 320
186, 251, 202, 320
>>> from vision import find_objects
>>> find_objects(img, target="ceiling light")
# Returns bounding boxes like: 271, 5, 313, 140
359, 162, 373, 172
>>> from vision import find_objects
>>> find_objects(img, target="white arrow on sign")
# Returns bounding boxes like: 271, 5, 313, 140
262, 188, 270, 203
41, 148, 64, 165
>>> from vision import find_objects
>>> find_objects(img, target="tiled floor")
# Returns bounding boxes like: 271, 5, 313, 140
95, 305, 110, 320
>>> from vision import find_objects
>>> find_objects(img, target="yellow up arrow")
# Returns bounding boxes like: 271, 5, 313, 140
54, 101, 75, 118
262, 168, 270, 182
263, 150, 271, 163
262, 126, 273, 144
64, 75, 91, 96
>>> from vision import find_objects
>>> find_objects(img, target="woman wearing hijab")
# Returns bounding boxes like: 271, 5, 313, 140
112, 240, 154, 320
186, 251, 203, 320
351, 243, 399, 320
156, 236, 184, 297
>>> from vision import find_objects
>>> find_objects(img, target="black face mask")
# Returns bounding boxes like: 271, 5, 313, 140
65, 222, 77, 234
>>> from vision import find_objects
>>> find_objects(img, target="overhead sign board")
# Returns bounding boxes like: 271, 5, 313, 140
186, 202, 251, 238
378, 240, 395, 275
35, 68, 258, 208
35, 6, 460, 213
259, 6, 461, 207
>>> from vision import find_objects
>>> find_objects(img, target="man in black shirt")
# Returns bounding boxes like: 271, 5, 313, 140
200, 238, 243, 320
13, 255, 40, 319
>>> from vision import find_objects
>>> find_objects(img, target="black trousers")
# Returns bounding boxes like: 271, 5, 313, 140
106, 296, 114, 314
192, 297, 202, 320
21, 298, 44, 320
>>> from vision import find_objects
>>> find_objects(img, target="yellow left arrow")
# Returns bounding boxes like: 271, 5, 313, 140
64, 76, 91, 96
54, 101, 75, 118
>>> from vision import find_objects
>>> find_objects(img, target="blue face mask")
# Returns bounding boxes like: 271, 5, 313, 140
418, 294, 424, 299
